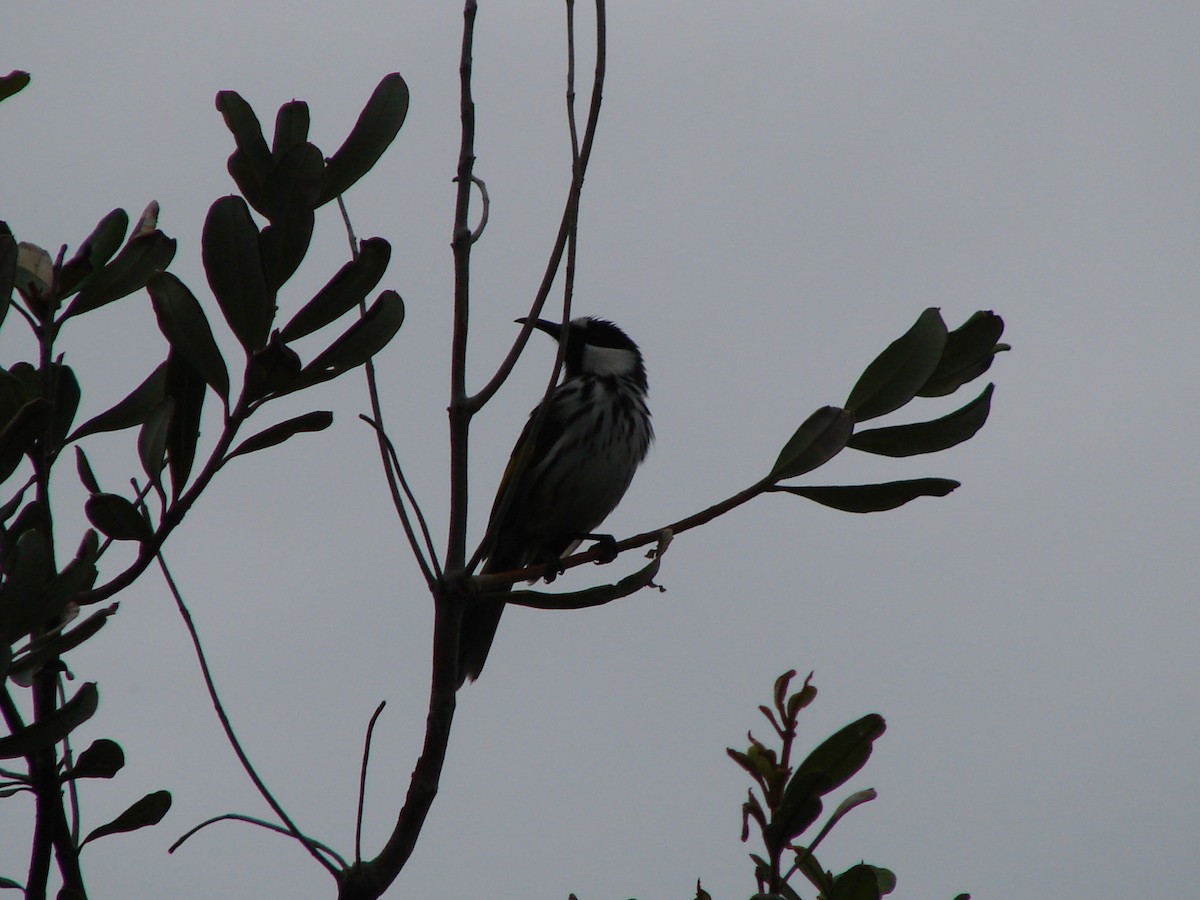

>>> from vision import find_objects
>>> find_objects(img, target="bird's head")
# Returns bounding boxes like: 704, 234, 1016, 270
517, 316, 647, 388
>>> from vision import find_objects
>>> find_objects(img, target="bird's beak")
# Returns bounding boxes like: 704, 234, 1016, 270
514, 317, 562, 340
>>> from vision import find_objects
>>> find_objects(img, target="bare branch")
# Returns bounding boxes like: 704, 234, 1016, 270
156, 550, 340, 877
465, 0, 608, 414
169, 813, 347, 869
502, 530, 672, 609
355, 701, 387, 865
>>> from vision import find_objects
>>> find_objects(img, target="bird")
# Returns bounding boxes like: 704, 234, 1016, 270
457, 316, 654, 687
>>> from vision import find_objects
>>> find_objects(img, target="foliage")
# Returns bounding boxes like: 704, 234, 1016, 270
0, 69, 406, 897
2, 0, 1008, 895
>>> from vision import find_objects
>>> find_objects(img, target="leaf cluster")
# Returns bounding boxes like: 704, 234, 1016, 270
767, 308, 1008, 512
722, 671, 970, 900
0, 72, 407, 896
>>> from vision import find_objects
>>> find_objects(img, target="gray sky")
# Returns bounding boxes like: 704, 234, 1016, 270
4, 2, 1198, 897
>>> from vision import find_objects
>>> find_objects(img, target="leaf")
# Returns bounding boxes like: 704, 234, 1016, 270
8, 604, 116, 679
147, 272, 230, 403
64, 739, 125, 781
768, 406, 854, 481
847, 384, 994, 457
137, 400, 173, 492
244, 335, 303, 401
288, 290, 404, 391
0, 398, 49, 482
919, 311, 1006, 397
0, 529, 53, 641
15, 242, 52, 302
828, 863, 883, 900
48, 363, 81, 448
771, 770, 828, 843
68, 362, 168, 440
319, 73, 410, 204
794, 714, 886, 796
0, 683, 98, 759
164, 352, 206, 497
279, 237, 391, 342
84, 493, 152, 543
202, 195, 274, 354
80, 789, 171, 847
772, 478, 960, 514
65, 230, 177, 317
0, 232, 18, 332
216, 90, 272, 210
845, 308, 947, 422
258, 142, 322, 287
62, 209, 130, 300
0, 69, 31, 103
227, 411, 333, 461
271, 100, 311, 160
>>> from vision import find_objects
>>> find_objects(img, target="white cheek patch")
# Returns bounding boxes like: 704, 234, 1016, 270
581, 344, 637, 377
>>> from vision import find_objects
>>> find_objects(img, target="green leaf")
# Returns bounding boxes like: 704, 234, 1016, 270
202, 196, 274, 354
794, 713, 886, 795
0, 397, 48, 482
771, 770, 827, 843
847, 384, 994, 457
64, 739, 125, 781
258, 142, 322, 288
137, 400, 173, 492
271, 100, 311, 160
0, 232, 17, 332
164, 352, 206, 497
0, 683, 98, 759
288, 290, 404, 391
245, 335, 303, 401
845, 308, 947, 422
279, 237, 391, 342
65, 230, 177, 317
80, 789, 171, 847
49, 363, 81, 448
319, 73, 410, 204
772, 478, 960, 513
919, 311, 1006, 397
9, 604, 116, 679
216, 90, 272, 207
768, 406, 854, 481
147, 272, 230, 403
828, 863, 883, 900
62, 209, 130, 300
0, 529, 53, 642
227, 411, 333, 461
0, 70, 31, 103
0, 874, 22, 889
68, 362, 168, 440
84, 493, 152, 543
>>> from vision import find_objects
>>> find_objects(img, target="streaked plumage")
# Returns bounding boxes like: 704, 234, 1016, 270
457, 317, 653, 687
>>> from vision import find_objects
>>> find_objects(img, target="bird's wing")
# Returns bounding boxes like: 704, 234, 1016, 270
479, 394, 569, 571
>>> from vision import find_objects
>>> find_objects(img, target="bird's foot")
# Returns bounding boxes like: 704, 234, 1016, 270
584, 533, 619, 564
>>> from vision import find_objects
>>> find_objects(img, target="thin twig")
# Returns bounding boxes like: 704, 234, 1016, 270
169, 813, 348, 868
355, 701, 387, 864
359, 415, 441, 585
336, 195, 360, 257
335, 192, 442, 586
465, 0, 608, 414
155, 550, 340, 877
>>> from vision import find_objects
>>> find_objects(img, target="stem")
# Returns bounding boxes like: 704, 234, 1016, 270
156, 550, 339, 878
447, 0, 479, 574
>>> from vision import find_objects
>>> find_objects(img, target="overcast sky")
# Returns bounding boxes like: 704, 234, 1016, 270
4, 2, 1199, 898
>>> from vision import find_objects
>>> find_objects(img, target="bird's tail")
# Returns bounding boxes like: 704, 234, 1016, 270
456, 593, 507, 688
455, 554, 517, 688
